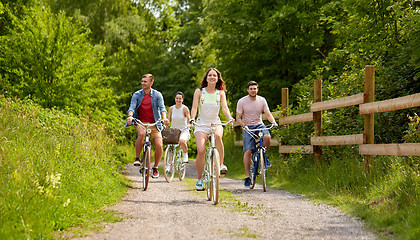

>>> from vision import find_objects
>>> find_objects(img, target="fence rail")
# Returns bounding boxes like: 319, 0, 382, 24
311, 93, 364, 112
359, 143, 420, 156
359, 92, 420, 114
234, 65, 419, 171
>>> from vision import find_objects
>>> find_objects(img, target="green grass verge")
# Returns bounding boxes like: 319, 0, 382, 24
0, 96, 130, 239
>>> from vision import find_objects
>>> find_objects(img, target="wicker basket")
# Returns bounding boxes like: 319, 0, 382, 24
162, 128, 181, 144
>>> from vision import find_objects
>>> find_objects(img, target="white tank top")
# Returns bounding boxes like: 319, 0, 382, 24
171, 105, 187, 130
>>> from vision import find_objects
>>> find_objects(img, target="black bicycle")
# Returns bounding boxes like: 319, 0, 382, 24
243, 123, 275, 192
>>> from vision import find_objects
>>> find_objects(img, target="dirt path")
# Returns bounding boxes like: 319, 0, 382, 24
75, 162, 376, 239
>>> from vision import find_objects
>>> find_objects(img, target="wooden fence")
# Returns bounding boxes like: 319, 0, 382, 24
234, 65, 420, 170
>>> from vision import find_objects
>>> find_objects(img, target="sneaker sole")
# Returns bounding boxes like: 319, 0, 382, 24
220, 169, 228, 175
196, 187, 205, 191
134, 163, 141, 166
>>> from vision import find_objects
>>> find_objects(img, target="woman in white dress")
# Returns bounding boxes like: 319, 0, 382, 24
190, 68, 234, 191
167, 92, 191, 163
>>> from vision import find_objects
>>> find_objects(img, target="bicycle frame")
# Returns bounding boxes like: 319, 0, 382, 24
164, 127, 189, 182
193, 120, 232, 205
132, 118, 162, 191
243, 123, 275, 192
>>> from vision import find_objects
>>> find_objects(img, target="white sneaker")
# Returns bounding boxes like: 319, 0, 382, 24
220, 164, 228, 175
183, 153, 189, 163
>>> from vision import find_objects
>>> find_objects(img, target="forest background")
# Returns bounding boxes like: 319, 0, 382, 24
1, 0, 420, 239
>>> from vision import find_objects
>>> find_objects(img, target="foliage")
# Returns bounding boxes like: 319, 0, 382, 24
315, 0, 420, 143
102, 0, 204, 113
0, 3, 123, 139
0, 95, 129, 239
197, 0, 331, 106
404, 114, 420, 143
42, 0, 135, 43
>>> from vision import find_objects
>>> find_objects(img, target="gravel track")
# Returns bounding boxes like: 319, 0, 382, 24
75, 161, 376, 240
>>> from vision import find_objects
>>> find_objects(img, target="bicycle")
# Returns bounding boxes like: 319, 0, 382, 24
163, 127, 189, 182
192, 119, 233, 205
131, 118, 163, 191
243, 123, 275, 192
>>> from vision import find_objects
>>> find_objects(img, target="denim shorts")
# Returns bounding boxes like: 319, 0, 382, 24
242, 124, 270, 152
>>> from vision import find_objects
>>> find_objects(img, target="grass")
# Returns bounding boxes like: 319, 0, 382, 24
222, 128, 420, 240
232, 226, 262, 238
0, 96, 130, 239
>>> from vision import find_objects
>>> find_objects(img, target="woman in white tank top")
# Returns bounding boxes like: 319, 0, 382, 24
190, 68, 234, 191
167, 92, 191, 163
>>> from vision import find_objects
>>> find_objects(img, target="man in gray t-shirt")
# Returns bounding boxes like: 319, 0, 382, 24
236, 81, 277, 187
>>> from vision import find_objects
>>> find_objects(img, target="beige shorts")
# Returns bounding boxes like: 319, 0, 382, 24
137, 124, 162, 141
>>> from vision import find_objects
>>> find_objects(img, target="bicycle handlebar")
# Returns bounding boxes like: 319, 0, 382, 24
131, 118, 164, 127
243, 123, 276, 132
242, 123, 277, 140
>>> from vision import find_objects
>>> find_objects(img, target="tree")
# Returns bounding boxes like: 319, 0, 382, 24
42, 0, 135, 43
197, 0, 331, 107
0, 4, 120, 125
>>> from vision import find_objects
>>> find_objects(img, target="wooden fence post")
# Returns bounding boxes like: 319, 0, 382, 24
280, 88, 289, 150
313, 79, 322, 165
364, 65, 375, 171
281, 88, 289, 119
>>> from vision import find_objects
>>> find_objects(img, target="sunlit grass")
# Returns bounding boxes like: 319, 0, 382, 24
0, 96, 129, 239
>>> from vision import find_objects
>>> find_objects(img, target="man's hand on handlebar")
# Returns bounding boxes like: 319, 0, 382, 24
127, 116, 134, 125
163, 118, 170, 127
271, 121, 279, 129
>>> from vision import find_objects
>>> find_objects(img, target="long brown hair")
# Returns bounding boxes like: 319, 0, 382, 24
200, 68, 225, 90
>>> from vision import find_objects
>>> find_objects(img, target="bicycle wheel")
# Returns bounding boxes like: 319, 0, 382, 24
211, 148, 220, 205
163, 146, 175, 183
260, 149, 267, 192
205, 149, 212, 201
142, 146, 151, 191
250, 152, 258, 189
177, 149, 186, 181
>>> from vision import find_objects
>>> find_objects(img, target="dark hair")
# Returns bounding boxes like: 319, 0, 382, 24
247, 81, 258, 88
200, 68, 225, 90
175, 91, 184, 99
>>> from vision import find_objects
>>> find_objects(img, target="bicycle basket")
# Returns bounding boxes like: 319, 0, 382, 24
162, 128, 181, 144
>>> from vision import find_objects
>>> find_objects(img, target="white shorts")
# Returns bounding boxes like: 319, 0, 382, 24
194, 118, 221, 135
179, 129, 190, 142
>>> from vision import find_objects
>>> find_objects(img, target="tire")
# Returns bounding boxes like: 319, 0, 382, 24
211, 149, 220, 205
205, 149, 212, 201
142, 146, 151, 191
163, 146, 175, 183
250, 152, 257, 189
260, 149, 267, 192
177, 148, 186, 180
